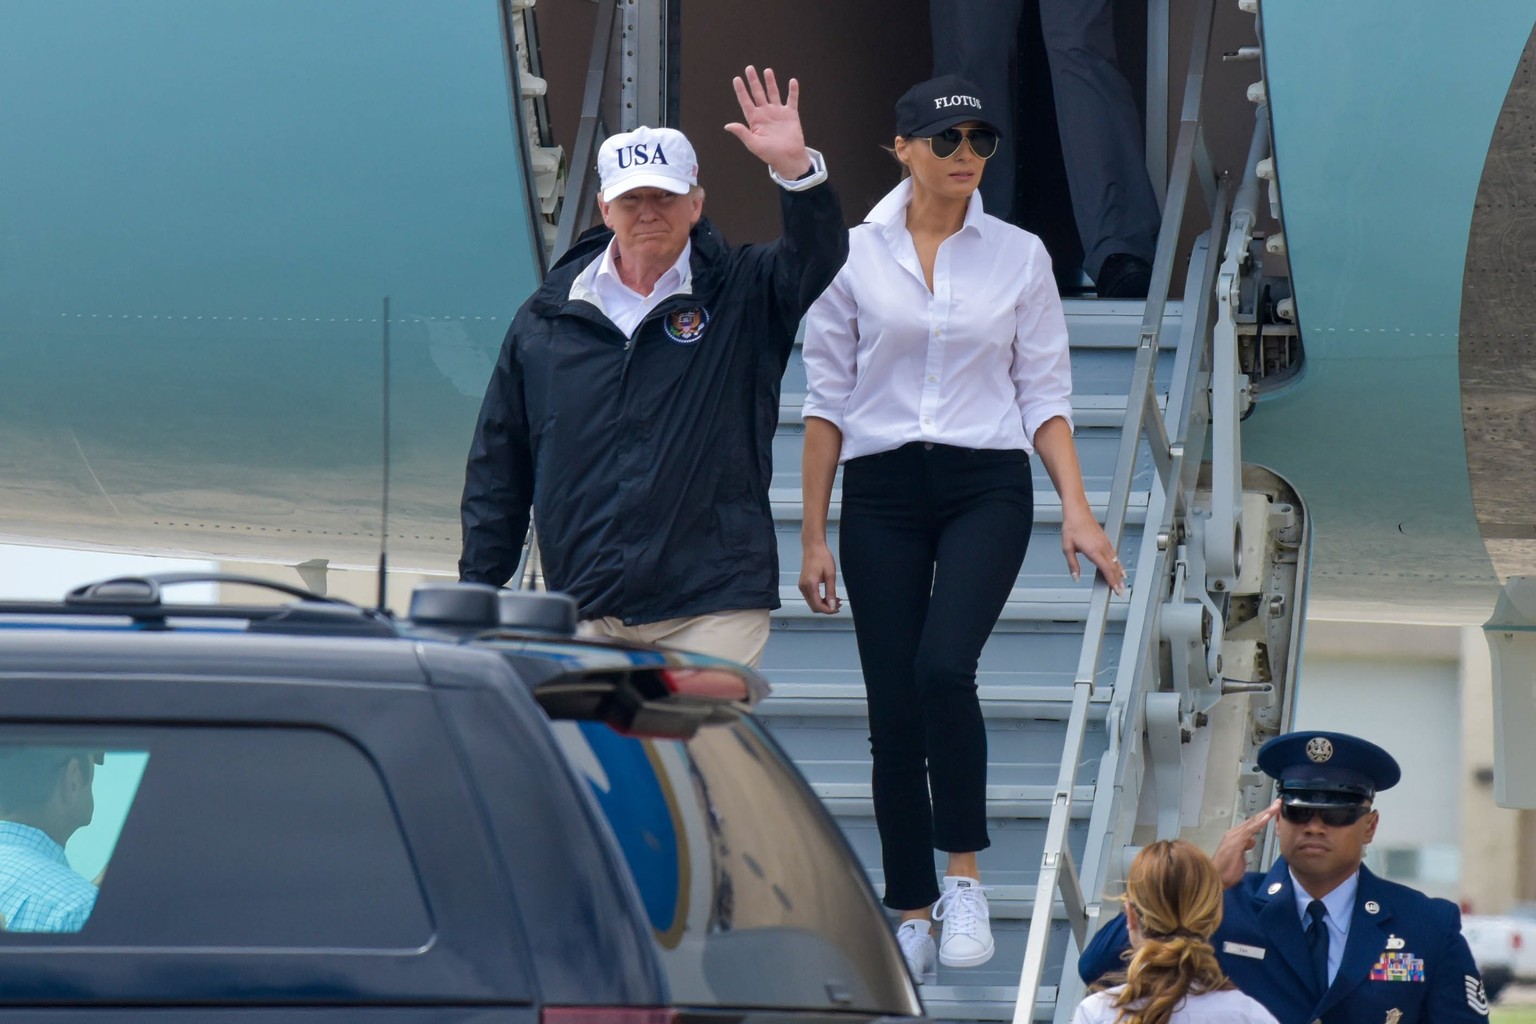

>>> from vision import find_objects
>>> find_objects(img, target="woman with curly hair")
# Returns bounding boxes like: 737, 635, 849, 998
1072, 840, 1278, 1024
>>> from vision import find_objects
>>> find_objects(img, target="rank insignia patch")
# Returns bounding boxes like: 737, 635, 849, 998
1370, 952, 1425, 982
1466, 976, 1490, 1015
664, 307, 710, 344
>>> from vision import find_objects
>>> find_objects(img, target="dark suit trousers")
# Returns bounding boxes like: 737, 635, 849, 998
930, 0, 1161, 278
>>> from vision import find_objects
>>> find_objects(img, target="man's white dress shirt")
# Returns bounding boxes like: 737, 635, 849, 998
801, 177, 1073, 462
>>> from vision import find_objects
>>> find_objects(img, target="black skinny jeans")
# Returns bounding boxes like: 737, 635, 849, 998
840, 442, 1034, 910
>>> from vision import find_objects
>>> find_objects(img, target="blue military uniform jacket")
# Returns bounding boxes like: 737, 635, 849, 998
1080, 860, 1489, 1023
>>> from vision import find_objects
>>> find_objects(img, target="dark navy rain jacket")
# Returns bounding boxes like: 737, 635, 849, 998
460, 181, 846, 624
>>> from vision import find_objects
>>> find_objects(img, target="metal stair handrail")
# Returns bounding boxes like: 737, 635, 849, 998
1031, 59, 1279, 1024
1012, 0, 1228, 1017
1048, 103, 1275, 1024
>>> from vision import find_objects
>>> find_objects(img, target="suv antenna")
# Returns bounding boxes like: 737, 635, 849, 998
377, 295, 392, 613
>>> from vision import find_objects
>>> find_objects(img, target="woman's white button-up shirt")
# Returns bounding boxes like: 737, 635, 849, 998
802, 178, 1073, 462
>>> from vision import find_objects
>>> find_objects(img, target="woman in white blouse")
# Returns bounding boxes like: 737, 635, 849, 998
1071, 840, 1278, 1024
798, 74, 1124, 982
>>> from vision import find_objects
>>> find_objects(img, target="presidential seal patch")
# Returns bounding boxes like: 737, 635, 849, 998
664, 306, 710, 344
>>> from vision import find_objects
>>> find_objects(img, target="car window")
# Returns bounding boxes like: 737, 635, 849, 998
0, 726, 429, 948
552, 717, 908, 1012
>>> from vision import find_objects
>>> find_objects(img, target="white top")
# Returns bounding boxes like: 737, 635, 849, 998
1072, 986, 1280, 1024
577, 240, 694, 339
572, 149, 830, 339
1290, 867, 1358, 986
801, 178, 1073, 462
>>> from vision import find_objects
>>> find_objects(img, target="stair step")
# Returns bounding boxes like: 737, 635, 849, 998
783, 345, 1175, 402
777, 392, 1167, 429
769, 490, 1150, 521
813, 782, 1095, 810
900, 916, 1080, 1010
767, 586, 1133, 622
772, 515, 1144, 594
770, 430, 1159, 494
922, 986, 1054, 1022
760, 682, 1108, 711
831, 812, 1095, 892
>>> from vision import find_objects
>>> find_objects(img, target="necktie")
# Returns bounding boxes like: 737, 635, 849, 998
1306, 899, 1330, 993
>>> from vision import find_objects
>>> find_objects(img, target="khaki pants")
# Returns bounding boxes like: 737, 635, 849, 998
578, 608, 771, 668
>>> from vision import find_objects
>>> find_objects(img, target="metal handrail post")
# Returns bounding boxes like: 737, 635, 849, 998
553, 0, 619, 258
1055, 200, 1229, 1024
1207, 106, 1272, 588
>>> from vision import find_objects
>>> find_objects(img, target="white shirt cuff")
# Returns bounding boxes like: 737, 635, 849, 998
770, 148, 829, 191
1024, 403, 1075, 445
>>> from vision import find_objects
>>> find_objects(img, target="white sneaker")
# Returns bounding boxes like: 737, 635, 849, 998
895, 919, 937, 984
934, 875, 994, 967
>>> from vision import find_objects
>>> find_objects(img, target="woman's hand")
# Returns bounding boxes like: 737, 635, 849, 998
1030, 417, 1127, 596
799, 541, 842, 614
1061, 508, 1126, 596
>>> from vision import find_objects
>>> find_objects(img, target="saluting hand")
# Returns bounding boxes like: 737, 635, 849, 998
1212, 799, 1280, 888
724, 66, 813, 181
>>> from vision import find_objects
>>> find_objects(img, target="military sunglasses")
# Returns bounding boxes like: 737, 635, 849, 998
1279, 802, 1372, 827
924, 127, 1000, 160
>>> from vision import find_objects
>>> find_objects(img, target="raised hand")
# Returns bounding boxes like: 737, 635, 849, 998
723, 66, 813, 180
1212, 799, 1281, 888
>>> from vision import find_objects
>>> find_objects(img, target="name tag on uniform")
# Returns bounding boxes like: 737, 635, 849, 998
1223, 941, 1266, 959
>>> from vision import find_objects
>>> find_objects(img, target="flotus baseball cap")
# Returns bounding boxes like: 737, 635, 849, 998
597, 126, 699, 202
895, 74, 1000, 138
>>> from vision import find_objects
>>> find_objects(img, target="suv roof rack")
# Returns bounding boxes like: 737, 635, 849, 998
0, 575, 584, 640
0, 572, 398, 636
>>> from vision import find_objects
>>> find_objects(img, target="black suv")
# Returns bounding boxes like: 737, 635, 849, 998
0, 574, 922, 1023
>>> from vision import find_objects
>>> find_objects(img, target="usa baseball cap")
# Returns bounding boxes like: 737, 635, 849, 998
597, 126, 699, 202
895, 74, 1000, 138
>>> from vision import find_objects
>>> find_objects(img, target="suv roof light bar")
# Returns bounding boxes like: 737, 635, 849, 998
498, 590, 577, 635
409, 582, 501, 628
408, 582, 578, 636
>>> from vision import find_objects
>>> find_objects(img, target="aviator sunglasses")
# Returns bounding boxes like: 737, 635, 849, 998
1279, 802, 1372, 827
924, 126, 1000, 160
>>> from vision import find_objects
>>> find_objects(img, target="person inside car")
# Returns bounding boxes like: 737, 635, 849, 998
0, 746, 101, 932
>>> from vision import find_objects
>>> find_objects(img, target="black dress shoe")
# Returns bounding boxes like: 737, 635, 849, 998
1095, 253, 1153, 299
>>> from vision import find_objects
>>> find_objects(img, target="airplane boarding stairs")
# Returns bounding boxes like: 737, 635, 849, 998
509, 0, 1307, 1018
